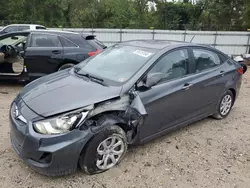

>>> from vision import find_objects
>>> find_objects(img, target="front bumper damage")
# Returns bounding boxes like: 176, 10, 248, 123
10, 91, 147, 176
9, 99, 94, 176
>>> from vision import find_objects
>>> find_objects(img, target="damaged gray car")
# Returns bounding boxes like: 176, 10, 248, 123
10, 40, 245, 176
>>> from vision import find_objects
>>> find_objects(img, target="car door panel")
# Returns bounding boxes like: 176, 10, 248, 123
139, 75, 197, 139
24, 33, 63, 78
188, 48, 233, 114
138, 48, 202, 140
59, 36, 89, 63
25, 47, 63, 77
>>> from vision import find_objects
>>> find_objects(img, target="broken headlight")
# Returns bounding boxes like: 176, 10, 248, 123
33, 110, 90, 135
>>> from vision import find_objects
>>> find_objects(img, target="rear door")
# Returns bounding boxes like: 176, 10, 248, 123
24, 33, 63, 78
58, 35, 83, 63
187, 47, 230, 115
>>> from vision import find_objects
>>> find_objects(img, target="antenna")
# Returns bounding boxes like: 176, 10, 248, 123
190, 35, 195, 42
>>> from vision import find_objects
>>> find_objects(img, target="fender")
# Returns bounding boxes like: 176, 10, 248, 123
81, 92, 147, 144
90, 114, 127, 134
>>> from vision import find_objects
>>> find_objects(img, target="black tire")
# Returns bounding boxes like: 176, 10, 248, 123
79, 125, 127, 175
212, 90, 234, 120
58, 63, 75, 71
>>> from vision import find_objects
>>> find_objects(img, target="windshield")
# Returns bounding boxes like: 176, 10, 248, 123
76, 45, 156, 85
0, 35, 26, 46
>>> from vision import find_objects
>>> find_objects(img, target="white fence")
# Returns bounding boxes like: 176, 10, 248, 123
1, 26, 250, 55
49, 28, 250, 56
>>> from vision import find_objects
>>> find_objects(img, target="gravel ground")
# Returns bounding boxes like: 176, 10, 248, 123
0, 72, 250, 188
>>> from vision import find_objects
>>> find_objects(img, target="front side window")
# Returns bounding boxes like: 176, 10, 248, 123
193, 49, 221, 72
31, 34, 62, 47
4, 26, 18, 33
76, 45, 156, 84
0, 35, 27, 46
148, 49, 189, 82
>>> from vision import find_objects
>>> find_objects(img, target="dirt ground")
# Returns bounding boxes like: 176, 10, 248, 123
0, 72, 250, 188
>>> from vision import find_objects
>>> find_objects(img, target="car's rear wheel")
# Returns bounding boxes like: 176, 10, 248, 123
212, 90, 234, 119
58, 63, 75, 71
79, 125, 127, 175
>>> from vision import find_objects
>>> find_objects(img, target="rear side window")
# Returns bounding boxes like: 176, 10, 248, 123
36, 26, 46, 30
30, 34, 62, 47
18, 26, 30, 31
193, 49, 222, 72
59, 36, 78, 47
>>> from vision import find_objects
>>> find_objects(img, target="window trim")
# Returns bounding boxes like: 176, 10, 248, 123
137, 47, 193, 86
59, 35, 79, 48
29, 33, 62, 48
189, 46, 227, 74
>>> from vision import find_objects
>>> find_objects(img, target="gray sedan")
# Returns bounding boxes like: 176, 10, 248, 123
9, 40, 246, 176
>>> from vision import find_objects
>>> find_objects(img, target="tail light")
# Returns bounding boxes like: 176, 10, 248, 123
88, 49, 101, 57
237, 67, 244, 75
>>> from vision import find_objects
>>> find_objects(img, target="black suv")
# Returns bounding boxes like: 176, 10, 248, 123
0, 30, 106, 81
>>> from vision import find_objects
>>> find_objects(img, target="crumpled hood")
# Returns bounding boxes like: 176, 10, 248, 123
20, 70, 122, 117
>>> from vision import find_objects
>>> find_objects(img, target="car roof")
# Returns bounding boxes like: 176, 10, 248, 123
120, 40, 210, 50
4, 24, 45, 27
29, 29, 77, 34
6, 24, 43, 27
0, 29, 79, 36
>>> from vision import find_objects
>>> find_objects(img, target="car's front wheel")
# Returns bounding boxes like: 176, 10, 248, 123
79, 125, 128, 175
213, 90, 234, 119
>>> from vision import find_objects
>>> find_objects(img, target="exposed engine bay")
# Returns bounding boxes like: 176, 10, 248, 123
0, 44, 25, 75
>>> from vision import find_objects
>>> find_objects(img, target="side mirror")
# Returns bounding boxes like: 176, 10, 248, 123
144, 72, 163, 88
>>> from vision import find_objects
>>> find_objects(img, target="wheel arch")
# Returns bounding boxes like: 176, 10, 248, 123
228, 88, 236, 105
56, 59, 79, 71
77, 112, 129, 171
78, 111, 129, 152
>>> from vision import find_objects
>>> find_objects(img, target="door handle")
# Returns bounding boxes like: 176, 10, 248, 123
52, 50, 61, 54
182, 83, 193, 90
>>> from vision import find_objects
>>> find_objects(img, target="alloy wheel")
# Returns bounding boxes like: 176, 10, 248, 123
220, 94, 232, 116
96, 135, 125, 170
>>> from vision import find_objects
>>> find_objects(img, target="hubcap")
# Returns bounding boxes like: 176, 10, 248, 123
220, 95, 232, 116
96, 135, 125, 170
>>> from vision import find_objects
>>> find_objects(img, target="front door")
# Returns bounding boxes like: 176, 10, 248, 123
25, 33, 63, 78
0, 32, 28, 76
138, 48, 200, 141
